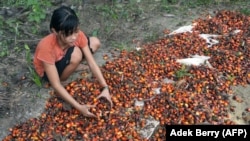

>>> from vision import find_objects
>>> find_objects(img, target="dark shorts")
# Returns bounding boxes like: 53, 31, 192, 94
42, 36, 93, 82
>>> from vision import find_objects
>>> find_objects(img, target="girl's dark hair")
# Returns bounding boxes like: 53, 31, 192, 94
50, 6, 79, 36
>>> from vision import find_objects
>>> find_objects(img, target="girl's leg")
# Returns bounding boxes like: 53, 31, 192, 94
88, 36, 101, 53
75, 36, 101, 71
60, 47, 83, 81
60, 36, 101, 81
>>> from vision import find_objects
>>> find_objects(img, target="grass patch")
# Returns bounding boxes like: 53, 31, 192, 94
240, 8, 250, 15
25, 44, 42, 88
175, 65, 192, 80
111, 41, 132, 51
160, 0, 250, 13
94, 0, 144, 22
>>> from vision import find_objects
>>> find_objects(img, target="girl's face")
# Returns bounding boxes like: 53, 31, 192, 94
57, 30, 79, 47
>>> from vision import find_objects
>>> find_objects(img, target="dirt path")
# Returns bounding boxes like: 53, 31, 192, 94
0, 0, 250, 140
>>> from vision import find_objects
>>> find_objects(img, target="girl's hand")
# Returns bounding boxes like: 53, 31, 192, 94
97, 88, 113, 108
77, 104, 97, 118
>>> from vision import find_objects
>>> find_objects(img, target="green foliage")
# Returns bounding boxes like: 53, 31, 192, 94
227, 74, 235, 83
4, 19, 18, 33
160, 0, 213, 10
144, 32, 160, 43
26, 0, 51, 23
28, 66, 42, 88
159, 0, 250, 12
175, 65, 192, 80
0, 0, 25, 7
0, 15, 3, 27
185, 0, 215, 7
25, 44, 42, 88
95, 4, 119, 20
0, 0, 50, 88
240, 8, 250, 16
94, 1, 143, 21
1, 0, 51, 23
0, 41, 9, 57
24, 44, 32, 65
111, 41, 130, 50
0, 20, 22, 57
0, 0, 51, 57
92, 29, 100, 37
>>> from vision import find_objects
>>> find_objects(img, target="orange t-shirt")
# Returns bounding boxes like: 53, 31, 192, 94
33, 30, 88, 77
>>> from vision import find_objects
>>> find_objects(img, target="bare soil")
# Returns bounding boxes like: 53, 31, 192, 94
0, 0, 250, 140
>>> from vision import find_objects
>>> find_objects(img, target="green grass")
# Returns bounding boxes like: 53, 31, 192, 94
25, 44, 42, 88
160, 0, 250, 13
240, 8, 250, 15
94, 0, 144, 22
111, 41, 131, 51
175, 65, 192, 80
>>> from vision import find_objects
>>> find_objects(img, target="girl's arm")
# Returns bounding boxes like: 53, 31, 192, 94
81, 46, 113, 107
81, 46, 108, 87
43, 62, 96, 117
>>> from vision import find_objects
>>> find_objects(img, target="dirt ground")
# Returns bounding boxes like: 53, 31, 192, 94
0, 0, 250, 140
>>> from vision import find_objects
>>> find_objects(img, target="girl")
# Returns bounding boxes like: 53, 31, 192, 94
33, 6, 113, 117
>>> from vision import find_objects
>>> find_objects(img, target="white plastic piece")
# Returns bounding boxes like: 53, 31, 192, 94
232, 29, 241, 34
169, 24, 194, 35
152, 88, 161, 95
162, 78, 175, 84
139, 117, 160, 139
134, 99, 144, 107
176, 55, 210, 66
136, 47, 142, 51
199, 34, 219, 47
